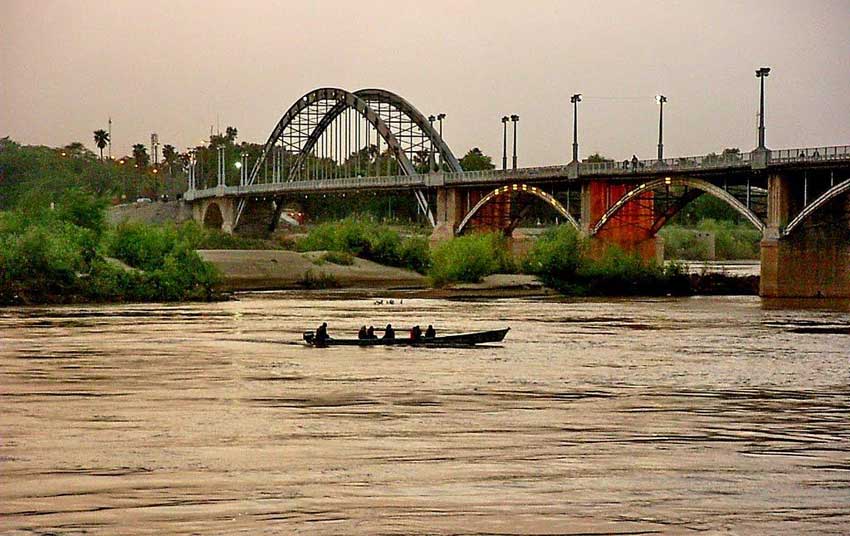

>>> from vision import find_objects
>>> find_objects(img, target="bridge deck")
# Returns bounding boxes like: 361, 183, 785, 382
185, 145, 849, 201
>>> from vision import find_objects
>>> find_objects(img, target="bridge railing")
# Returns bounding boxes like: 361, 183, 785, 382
770, 145, 850, 164
443, 165, 571, 184
578, 152, 752, 175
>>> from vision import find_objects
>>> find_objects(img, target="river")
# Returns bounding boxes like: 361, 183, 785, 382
2, 294, 849, 534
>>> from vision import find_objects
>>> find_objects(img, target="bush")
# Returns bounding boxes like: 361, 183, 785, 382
518, 224, 690, 296
399, 235, 431, 273
319, 251, 355, 265
523, 225, 585, 283
297, 269, 340, 289
660, 220, 761, 260
429, 232, 513, 286
296, 217, 430, 273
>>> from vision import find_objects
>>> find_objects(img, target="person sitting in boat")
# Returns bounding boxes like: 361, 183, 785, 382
382, 324, 395, 340
315, 322, 329, 343
410, 325, 422, 341
357, 325, 367, 339
366, 325, 377, 339
425, 325, 436, 338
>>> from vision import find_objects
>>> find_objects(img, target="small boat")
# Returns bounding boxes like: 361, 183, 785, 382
303, 328, 509, 347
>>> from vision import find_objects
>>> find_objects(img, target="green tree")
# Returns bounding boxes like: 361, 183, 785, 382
584, 152, 613, 163
459, 147, 495, 171
62, 142, 96, 160
225, 126, 238, 143
93, 129, 110, 160
132, 143, 150, 170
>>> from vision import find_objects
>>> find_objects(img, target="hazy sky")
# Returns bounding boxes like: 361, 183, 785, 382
2, 0, 849, 166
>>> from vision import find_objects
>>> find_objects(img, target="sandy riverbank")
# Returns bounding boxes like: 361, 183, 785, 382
198, 249, 427, 291
198, 250, 557, 298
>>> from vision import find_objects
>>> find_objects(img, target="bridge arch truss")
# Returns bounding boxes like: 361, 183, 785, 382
590, 176, 767, 236
456, 183, 581, 235
238, 87, 461, 228
783, 177, 850, 236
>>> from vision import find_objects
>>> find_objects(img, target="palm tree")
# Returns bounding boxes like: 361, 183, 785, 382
162, 144, 177, 173
93, 129, 109, 160
132, 143, 149, 170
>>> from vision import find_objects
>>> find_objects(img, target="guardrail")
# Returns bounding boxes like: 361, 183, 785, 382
186, 144, 850, 199
579, 152, 752, 175
770, 145, 850, 163
443, 165, 571, 184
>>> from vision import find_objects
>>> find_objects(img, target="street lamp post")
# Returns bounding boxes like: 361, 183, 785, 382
656, 95, 667, 161
436, 113, 446, 169
755, 67, 770, 149
510, 115, 519, 170
428, 115, 436, 172
217, 146, 225, 187
501, 116, 509, 170
570, 94, 582, 162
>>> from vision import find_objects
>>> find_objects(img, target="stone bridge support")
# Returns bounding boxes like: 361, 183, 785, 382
193, 197, 236, 234
760, 173, 850, 298
431, 187, 463, 242
583, 180, 662, 263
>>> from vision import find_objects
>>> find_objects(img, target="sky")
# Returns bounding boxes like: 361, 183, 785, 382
2, 0, 849, 166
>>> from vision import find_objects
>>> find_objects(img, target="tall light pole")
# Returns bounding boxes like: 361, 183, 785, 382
428, 114, 436, 172
510, 115, 519, 169
570, 93, 582, 162
656, 95, 667, 161
501, 116, 509, 170
436, 113, 446, 169
755, 67, 770, 149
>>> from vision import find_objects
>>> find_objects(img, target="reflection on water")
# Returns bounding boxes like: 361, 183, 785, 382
1, 294, 849, 534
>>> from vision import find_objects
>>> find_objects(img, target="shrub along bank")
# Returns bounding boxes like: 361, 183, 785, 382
660, 219, 761, 260
0, 191, 221, 305
431, 225, 691, 296
296, 217, 430, 273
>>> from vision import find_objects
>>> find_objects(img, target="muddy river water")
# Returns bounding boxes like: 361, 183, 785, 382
1, 294, 849, 534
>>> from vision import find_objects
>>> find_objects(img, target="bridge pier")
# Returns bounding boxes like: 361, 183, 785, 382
193, 197, 236, 234
584, 181, 663, 263
431, 187, 463, 242
761, 173, 850, 298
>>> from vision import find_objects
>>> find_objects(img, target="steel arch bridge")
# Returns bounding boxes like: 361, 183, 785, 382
236, 87, 462, 229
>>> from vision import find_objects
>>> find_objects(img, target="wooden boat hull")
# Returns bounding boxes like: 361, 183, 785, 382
303, 328, 509, 347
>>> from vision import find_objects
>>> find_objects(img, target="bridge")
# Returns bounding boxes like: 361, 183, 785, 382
183, 86, 850, 299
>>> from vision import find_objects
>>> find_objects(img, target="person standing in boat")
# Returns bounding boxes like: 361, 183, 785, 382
357, 326, 368, 339
410, 325, 422, 341
425, 325, 436, 338
382, 324, 395, 340
366, 326, 377, 339
315, 322, 329, 343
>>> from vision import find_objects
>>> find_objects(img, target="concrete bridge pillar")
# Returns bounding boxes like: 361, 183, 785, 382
431, 187, 463, 242
585, 180, 662, 263
193, 198, 236, 234
761, 173, 850, 298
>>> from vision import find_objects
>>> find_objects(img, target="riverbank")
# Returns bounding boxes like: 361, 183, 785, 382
199, 250, 758, 298
198, 249, 427, 291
